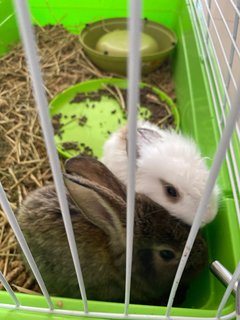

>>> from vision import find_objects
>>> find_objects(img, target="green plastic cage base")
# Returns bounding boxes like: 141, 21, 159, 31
0, 0, 239, 319
0, 290, 235, 320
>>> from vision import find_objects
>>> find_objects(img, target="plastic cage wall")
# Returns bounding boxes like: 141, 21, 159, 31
0, 0, 239, 320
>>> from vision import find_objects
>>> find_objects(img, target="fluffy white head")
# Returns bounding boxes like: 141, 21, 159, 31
101, 121, 220, 226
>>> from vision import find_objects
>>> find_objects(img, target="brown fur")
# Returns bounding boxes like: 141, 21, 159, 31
18, 156, 208, 305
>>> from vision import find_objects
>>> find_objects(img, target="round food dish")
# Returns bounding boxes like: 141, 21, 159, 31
49, 78, 179, 159
79, 18, 177, 75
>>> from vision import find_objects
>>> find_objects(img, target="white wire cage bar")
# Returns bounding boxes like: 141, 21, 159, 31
0, 270, 20, 307
0, 0, 239, 319
124, 0, 142, 315
0, 183, 54, 310
165, 56, 240, 316
188, 0, 240, 224
200, 0, 240, 142
204, 0, 240, 144
13, 0, 89, 313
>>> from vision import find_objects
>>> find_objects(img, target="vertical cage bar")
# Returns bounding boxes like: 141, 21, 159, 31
124, 0, 142, 315
189, 0, 240, 223
212, 0, 240, 60
0, 184, 53, 309
230, 0, 240, 18
194, 0, 238, 110
0, 270, 20, 307
165, 83, 240, 315
199, 0, 240, 155
206, 0, 212, 44
199, 0, 240, 146
13, 0, 88, 312
220, 0, 240, 125
224, 0, 240, 87
203, 0, 237, 90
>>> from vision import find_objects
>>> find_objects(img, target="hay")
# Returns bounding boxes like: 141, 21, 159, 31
0, 24, 176, 293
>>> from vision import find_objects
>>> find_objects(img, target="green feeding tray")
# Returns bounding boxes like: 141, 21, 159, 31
49, 78, 179, 159
79, 18, 177, 75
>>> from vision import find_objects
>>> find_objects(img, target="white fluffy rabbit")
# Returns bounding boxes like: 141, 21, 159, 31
101, 120, 220, 226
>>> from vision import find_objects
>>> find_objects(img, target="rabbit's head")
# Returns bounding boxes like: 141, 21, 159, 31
64, 156, 208, 305
101, 121, 219, 227
134, 121, 220, 226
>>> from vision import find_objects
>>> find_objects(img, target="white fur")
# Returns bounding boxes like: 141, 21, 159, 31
101, 120, 220, 226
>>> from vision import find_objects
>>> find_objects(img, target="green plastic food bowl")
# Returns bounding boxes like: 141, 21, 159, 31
49, 78, 179, 159
79, 18, 177, 75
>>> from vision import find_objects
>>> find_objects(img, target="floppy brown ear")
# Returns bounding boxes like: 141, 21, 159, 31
64, 173, 126, 241
65, 156, 125, 200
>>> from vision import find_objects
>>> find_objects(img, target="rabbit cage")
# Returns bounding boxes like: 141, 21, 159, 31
0, 0, 240, 319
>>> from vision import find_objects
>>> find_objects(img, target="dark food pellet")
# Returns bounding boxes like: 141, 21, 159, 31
52, 113, 63, 135
70, 93, 87, 103
61, 141, 97, 158
61, 142, 80, 151
80, 145, 96, 158
78, 116, 88, 126
70, 91, 102, 104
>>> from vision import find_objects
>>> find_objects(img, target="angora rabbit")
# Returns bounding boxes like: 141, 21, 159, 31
101, 120, 219, 226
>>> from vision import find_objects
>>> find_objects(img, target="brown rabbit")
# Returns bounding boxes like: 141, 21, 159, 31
18, 156, 208, 306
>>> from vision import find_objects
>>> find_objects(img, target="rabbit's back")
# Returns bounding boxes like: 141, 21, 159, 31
18, 185, 126, 300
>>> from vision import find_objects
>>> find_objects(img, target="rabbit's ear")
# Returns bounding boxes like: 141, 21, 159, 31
126, 128, 162, 158
63, 174, 125, 239
65, 156, 125, 200
137, 128, 161, 145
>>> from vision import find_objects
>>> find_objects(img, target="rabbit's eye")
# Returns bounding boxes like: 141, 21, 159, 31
166, 185, 178, 198
160, 180, 180, 201
165, 185, 180, 201
159, 249, 175, 262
